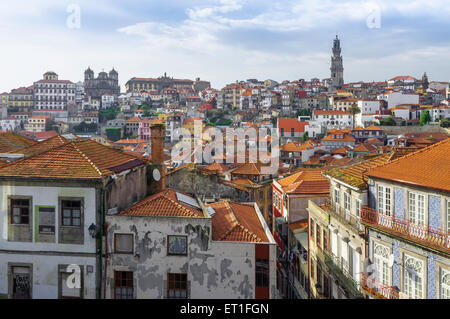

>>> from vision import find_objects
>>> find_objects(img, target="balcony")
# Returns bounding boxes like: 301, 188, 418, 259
324, 251, 364, 299
361, 206, 450, 254
361, 273, 399, 299
323, 200, 364, 235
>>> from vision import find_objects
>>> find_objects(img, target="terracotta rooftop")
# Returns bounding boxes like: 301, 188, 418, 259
277, 169, 329, 195
0, 139, 145, 180
365, 138, 450, 192
0, 132, 36, 153
201, 162, 230, 174
7, 135, 72, 158
209, 201, 268, 243
231, 162, 275, 176
120, 188, 205, 218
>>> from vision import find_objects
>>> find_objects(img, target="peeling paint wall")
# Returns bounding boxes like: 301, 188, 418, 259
105, 215, 277, 299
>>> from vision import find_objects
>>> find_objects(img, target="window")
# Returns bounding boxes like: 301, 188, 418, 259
310, 259, 315, 281
447, 201, 450, 233
441, 268, 450, 299
323, 229, 329, 251
167, 235, 187, 256
334, 188, 340, 206
11, 198, 30, 224
310, 219, 315, 241
316, 224, 321, 248
408, 192, 425, 226
377, 185, 391, 216
374, 242, 391, 286
114, 271, 134, 299
344, 192, 351, 217
403, 255, 424, 299
167, 273, 188, 299
61, 200, 81, 226
355, 199, 361, 218
256, 258, 269, 288
60, 269, 82, 299
114, 234, 133, 254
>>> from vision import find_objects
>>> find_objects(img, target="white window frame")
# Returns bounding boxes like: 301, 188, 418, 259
408, 191, 426, 226
403, 254, 424, 299
377, 185, 392, 216
440, 267, 450, 299
344, 192, 351, 220
334, 188, 340, 206
373, 242, 391, 287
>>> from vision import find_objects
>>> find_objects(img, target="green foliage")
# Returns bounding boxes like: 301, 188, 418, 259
301, 131, 309, 142
419, 110, 431, 126
379, 117, 396, 126
106, 127, 122, 141
74, 121, 97, 133
440, 118, 450, 128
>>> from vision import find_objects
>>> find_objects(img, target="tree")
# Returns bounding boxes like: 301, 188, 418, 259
440, 118, 450, 128
302, 131, 309, 142
379, 117, 396, 126
106, 127, 122, 141
419, 110, 431, 126
348, 103, 361, 129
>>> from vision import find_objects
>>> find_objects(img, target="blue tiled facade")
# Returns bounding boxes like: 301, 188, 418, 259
427, 253, 437, 299
428, 195, 441, 230
368, 184, 375, 209
392, 241, 400, 289
394, 188, 404, 220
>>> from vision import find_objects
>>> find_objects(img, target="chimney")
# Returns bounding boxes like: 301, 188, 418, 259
148, 123, 166, 194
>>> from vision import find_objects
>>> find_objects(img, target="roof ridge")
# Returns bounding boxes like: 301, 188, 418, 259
0, 138, 74, 170
71, 141, 103, 176
367, 137, 449, 173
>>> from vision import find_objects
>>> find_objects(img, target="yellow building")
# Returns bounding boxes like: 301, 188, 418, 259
0, 93, 8, 106
158, 113, 172, 122
24, 116, 51, 133
8, 87, 34, 112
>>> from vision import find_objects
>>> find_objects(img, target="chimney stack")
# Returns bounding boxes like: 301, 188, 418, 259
149, 123, 166, 194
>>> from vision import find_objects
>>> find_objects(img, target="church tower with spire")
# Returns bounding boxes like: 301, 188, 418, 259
330, 35, 344, 91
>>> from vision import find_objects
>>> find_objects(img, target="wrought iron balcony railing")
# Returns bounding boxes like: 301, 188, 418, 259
361, 272, 399, 299
323, 250, 364, 299
361, 206, 450, 254
324, 200, 364, 234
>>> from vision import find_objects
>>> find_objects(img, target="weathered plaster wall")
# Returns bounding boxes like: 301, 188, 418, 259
166, 168, 246, 201
0, 183, 98, 298
105, 215, 276, 299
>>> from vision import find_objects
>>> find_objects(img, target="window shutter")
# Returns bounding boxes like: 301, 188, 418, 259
331, 232, 338, 256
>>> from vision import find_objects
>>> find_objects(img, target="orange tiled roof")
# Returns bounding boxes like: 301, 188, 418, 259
0, 139, 145, 180
8, 135, 72, 158
231, 162, 274, 176
209, 201, 268, 242
365, 138, 450, 192
120, 188, 204, 217
322, 134, 355, 142
201, 162, 230, 174
0, 132, 37, 153
277, 169, 329, 194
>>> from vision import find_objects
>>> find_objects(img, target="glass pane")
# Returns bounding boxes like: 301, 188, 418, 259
63, 209, 71, 217
72, 210, 80, 217
72, 218, 80, 226
63, 218, 71, 226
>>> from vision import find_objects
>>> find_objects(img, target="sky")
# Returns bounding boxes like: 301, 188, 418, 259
0, 0, 449, 92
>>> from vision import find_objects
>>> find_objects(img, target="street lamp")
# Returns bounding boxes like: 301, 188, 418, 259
88, 223, 98, 238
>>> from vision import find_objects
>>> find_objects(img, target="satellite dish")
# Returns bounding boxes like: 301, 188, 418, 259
153, 168, 161, 181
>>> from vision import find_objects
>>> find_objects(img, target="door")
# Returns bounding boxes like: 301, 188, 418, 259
12, 266, 31, 299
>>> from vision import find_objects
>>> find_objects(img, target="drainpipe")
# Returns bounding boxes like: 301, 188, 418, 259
103, 222, 109, 299
98, 188, 104, 299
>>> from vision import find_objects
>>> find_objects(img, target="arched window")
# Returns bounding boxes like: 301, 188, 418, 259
403, 255, 424, 299
374, 242, 391, 286
441, 269, 450, 299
